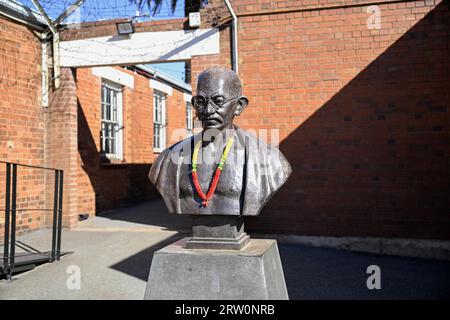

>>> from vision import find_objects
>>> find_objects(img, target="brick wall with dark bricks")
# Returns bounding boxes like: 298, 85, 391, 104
191, 0, 450, 239
2, 0, 449, 240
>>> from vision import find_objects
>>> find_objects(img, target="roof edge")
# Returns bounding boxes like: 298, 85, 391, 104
135, 64, 192, 94
0, 0, 47, 30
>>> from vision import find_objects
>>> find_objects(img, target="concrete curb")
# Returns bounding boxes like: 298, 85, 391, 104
252, 233, 450, 261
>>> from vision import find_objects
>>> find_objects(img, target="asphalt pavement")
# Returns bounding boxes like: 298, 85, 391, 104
1, 200, 449, 299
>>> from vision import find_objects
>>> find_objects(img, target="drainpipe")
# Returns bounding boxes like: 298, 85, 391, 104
224, 0, 238, 74
31, 0, 61, 89
41, 36, 49, 107
31, 0, 86, 91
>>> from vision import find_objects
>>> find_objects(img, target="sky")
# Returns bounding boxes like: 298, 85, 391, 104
18, 0, 185, 22
18, 0, 187, 82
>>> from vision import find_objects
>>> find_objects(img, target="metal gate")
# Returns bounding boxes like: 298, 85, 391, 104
1, 161, 64, 280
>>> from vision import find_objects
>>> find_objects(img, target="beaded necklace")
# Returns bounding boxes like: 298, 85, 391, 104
191, 136, 235, 207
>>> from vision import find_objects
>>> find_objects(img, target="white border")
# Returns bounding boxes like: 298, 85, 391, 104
92, 67, 134, 89
150, 79, 173, 96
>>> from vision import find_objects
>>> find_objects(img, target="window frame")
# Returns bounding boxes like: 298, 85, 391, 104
186, 101, 193, 136
100, 80, 124, 162
153, 90, 167, 153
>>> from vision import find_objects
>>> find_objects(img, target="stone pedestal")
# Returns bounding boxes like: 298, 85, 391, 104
186, 215, 250, 250
144, 237, 289, 300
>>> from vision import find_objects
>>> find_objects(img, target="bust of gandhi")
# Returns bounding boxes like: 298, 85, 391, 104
149, 66, 291, 216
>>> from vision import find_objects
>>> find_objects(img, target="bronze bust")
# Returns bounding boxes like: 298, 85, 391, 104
149, 66, 292, 217
145, 67, 291, 299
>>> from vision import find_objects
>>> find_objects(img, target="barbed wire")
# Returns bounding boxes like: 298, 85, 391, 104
5, 0, 224, 84
202, 0, 226, 26
18, 0, 184, 23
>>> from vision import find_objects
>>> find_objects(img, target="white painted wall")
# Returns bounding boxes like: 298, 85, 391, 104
92, 67, 134, 88
60, 28, 220, 67
150, 79, 173, 96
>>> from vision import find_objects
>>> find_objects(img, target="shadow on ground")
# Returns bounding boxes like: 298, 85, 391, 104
110, 237, 450, 299
280, 244, 450, 299
110, 233, 186, 282
97, 199, 192, 231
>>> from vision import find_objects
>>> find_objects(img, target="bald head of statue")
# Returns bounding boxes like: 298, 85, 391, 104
192, 66, 249, 131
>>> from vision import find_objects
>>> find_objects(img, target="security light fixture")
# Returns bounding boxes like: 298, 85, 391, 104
189, 12, 201, 28
116, 21, 135, 36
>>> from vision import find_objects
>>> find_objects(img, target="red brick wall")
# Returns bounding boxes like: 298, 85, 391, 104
0, 16, 49, 235
76, 66, 190, 216
2, 0, 449, 240
192, 0, 450, 239
0, 16, 79, 234
45, 68, 79, 228
1, 14, 193, 232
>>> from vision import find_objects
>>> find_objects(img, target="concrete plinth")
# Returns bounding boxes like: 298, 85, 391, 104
144, 238, 289, 300
186, 215, 250, 250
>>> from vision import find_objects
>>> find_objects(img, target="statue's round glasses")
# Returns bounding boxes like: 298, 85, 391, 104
193, 94, 239, 112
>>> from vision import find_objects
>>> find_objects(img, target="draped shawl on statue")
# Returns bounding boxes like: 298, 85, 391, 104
149, 126, 292, 216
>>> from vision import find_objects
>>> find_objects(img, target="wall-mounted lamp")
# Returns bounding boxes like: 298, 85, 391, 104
189, 12, 201, 28
116, 21, 135, 36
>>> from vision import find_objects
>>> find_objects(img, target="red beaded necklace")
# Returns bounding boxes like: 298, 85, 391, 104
191, 137, 235, 207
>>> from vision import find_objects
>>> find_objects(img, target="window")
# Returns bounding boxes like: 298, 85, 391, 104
186, 101, 193, 136
101, 80, 123, 161
153, 91, 166, 152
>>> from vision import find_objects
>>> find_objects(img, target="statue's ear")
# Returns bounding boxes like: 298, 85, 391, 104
234, 96, 249, 116
191, 96, 199, 116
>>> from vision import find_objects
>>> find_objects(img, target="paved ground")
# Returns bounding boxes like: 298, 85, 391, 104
1, 200, 449, 299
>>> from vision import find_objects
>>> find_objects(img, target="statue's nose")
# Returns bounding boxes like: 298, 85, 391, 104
205, 101, 216, 115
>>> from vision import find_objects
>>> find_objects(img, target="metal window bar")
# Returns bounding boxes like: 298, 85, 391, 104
186, 102, 193, 135
153, 92, 167, 150
1, 161, 64, 279
101, 81, 123, 160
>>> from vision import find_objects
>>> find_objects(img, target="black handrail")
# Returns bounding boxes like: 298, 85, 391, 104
0, 160, 61, 172
3, 163, 11, 279
2, 161, 64, 279
9, 164, 17, 278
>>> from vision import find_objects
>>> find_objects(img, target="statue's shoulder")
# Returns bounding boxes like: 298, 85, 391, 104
149, 134, 195, 185
235, 126, 292, 176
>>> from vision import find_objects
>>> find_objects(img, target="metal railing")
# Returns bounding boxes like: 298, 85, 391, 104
1, 161, 64, 280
